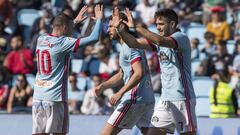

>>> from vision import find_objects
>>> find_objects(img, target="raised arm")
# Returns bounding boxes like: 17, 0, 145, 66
111, 8, 154, 51
136, 25, 177, 48
75, 5, 103, 47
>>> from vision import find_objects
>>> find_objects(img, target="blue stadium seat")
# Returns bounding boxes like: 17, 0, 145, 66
186, 24, 206, 44
191, 60, 201, 76
227, 40, 236, 54
71, 59, 83, 73
196, 97, 211, 117
75, 76, 92, 91
17, 9, 40, 42
17, 9, 40, 26
192, 77, 214, 97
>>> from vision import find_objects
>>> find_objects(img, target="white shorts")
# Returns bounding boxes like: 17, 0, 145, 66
107, 103, 154, 129
150, 99, 197, 134
32, 100, 69, 134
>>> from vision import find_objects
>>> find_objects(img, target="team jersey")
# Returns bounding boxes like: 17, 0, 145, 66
148, 31, 196, 101
33, 34, 80, 102
119, 43, 155, 104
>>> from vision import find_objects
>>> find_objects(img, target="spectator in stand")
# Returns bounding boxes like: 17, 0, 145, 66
7, 74, 33, 113
68, 73, 85, 114
191, 38, 200, 61
209, 70, 238, 118
81, 74, 113, 115
201, 32, 217, 57
202, 0, 228, 25
135, 0, 157, 26
196, 40, 232, 76
30, 3, 53, 40
206, 6, 230, 44
3, 35, 35, 75
0, 0, 13, 26
0, 18, 11, 52
229, 40, 240, 88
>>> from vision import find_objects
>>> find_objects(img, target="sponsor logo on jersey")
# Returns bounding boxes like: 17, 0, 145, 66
35, 78, 53, 87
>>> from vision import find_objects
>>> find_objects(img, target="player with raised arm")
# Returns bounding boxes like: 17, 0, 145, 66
32, 5, 103, 135
113, 8, 197, 135
93, 8, 155, 135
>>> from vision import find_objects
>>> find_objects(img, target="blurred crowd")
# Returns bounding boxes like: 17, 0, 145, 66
0, 0, 239, 117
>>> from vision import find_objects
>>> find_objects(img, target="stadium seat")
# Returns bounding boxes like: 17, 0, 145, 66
17, 9, 41, 42
227, 40, 236, 54
75, 76, 92, 91
191, 60, 201, 76
196, 97, 211, 117
17, 9, 40, 26
192, 76, 214, 97
186, 24, 206, 44
71, 59, 83, 73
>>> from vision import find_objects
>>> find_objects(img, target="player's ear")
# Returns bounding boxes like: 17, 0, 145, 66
170, 21, 176, 29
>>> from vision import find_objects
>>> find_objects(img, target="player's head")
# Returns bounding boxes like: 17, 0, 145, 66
154, 9, 178, 36
108, 12, 128, 40
52, 13, 74, 36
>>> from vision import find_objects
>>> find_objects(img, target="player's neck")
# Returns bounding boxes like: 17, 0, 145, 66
52, 29, 64, 37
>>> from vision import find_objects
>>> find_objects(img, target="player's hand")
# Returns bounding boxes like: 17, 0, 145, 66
112, 7, 122, 28
123, 8, 135, 28
91, 4, 103, 20
94, 84, 104, 97
110, 92, 122, 106
74, 5, 88, 24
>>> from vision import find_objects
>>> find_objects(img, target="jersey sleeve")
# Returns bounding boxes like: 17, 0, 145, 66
60, 37, 80, 54
129, 49, 142, 65
169, 32, 189, 51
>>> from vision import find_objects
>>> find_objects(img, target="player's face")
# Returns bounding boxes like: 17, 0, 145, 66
107, 20, 118, 40
156, 17, 173, 37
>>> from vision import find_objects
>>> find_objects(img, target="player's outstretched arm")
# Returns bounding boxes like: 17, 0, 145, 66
73, 5, 88, 24
136, 25, 177, 48
94, 69, 124, 97
112, 8, 153, 51
79, 5, 103, 47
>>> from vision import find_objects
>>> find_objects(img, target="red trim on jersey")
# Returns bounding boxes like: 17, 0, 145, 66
168, 36, 178, 49
130, 57, 141, 65
48, 34, 58, 37
145, 39, 157, 51
73, 38, 80, 52
176, 52, 195, 132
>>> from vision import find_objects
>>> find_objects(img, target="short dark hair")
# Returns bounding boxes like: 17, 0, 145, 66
69, 72, 77, 78
53, 13, 73, 28
219, 40, 227, 46
154, 9, 178, 25
204, 32, 215, 39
